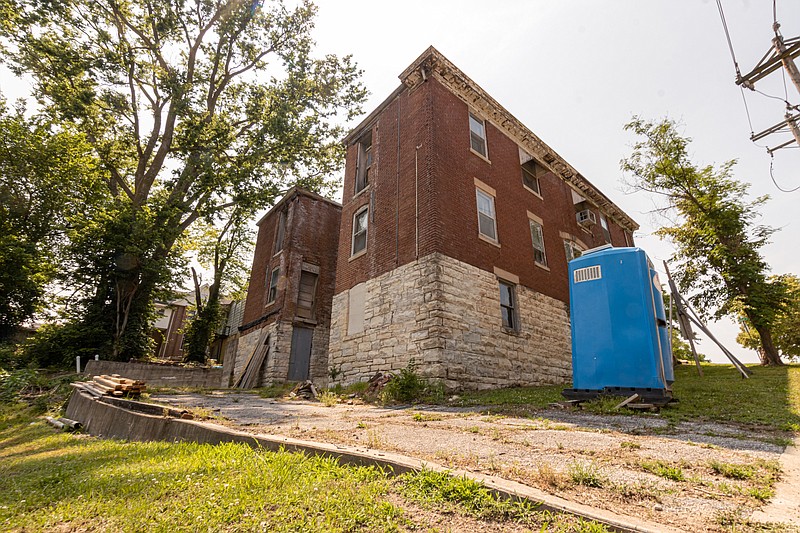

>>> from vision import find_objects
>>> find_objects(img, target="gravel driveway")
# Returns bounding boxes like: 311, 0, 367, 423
150, 391, 798, 532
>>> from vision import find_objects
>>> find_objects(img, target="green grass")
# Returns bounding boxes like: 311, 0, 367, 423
442, 364, 800, 434
0, 405, 609, 532
666, 364, 800, 431
641, 460, 686, 482
567, 462, 607, 488
398, 468, 609, 532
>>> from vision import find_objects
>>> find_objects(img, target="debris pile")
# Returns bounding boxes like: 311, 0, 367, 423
80, 374, 147, 399
289, 380, 319, 400
364, 372, 391, 397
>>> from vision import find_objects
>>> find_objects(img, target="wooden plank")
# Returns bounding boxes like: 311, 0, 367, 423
614, 394, 640, 410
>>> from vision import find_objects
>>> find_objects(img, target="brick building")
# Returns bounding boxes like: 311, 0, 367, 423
327, 47, 639, 390
232, 188, 341, 386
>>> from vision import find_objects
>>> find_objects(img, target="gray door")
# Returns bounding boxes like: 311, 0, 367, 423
288, 327, 313, 381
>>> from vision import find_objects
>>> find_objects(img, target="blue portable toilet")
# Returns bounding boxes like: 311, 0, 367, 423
562, 246, 674, 404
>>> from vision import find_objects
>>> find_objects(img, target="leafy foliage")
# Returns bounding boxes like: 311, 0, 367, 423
622, 117, 787, 365
0, 100, 107, 341
0, 0, 366, 360
381, 360, 444, 404
737, 274, 800, 361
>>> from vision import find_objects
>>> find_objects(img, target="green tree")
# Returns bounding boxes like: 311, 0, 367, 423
737, 274, 800, 361
182, 206, 253, 363
0, 99, 107, 342
622, 117, 786, 366
1, 0, 365, 359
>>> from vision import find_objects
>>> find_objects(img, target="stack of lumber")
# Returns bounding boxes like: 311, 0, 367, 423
81, 374, 147, 399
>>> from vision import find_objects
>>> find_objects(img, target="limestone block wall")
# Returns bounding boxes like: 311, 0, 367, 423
328, 253, 571, 390
328, 256, 445, 385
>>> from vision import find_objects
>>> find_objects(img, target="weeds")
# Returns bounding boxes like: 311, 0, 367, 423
318, 390, 338, 407
709, 460, 755, 480
412, 412, 443, 422
380, 360, 444, 404
620, 441, 641, 450
398, 468, 538, 521
641, 460, 685, 482
568, 462, 606, 488
537, 464, 565, 489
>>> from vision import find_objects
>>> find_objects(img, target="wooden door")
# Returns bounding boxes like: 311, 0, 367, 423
288, 327, 313, 381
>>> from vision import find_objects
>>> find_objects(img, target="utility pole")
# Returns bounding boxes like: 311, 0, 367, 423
737, 22, 800, 152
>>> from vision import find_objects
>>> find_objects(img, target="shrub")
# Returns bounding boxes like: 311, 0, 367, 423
380, 360, 444, 404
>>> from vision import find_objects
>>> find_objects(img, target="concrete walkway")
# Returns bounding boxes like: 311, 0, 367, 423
751, 443, 800, 526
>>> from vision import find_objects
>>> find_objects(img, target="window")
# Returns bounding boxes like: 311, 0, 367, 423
499, 281, 518, 331
355, 131, 373, 194
296, 270, 318, 319
351, 207, 368, 256
274, 210, 286, 254
599, 214, 611, 243
564, 240, 583, 262
521, 160, 542, 196
530, 220, 547, 266
476, 188, 497, 241
267, 267, 280, 304
469, 112, 487, 158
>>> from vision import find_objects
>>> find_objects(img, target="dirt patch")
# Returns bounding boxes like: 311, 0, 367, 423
150, 391, 798, 532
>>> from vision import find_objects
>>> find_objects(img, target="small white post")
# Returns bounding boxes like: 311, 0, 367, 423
76, 356, 81, 373
94, 354, 99, 361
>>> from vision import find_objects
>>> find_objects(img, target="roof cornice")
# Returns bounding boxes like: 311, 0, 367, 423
399, 46, 638, 232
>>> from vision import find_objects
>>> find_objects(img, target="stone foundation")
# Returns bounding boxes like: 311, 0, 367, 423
328, 253, 571, 390
232, 320, 330, 388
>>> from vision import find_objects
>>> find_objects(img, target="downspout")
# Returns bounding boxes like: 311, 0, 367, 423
415, 143, 422, 258
395, 92, 401, 267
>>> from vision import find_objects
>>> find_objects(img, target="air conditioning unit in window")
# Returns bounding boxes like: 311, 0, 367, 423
576, 209, 597, 227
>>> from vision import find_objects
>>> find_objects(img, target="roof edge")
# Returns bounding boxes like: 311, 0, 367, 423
255, 187, 341, 227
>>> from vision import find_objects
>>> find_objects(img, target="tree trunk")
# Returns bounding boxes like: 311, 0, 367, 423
754, 323, 784, 366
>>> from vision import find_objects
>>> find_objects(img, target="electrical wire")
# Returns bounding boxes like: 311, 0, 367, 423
768, 154, 800, 192
740, 86, 756, 137
716, 0, 742, 76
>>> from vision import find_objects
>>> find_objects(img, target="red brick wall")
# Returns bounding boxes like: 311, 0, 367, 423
241, 192, 341, 333
335, 77, 633, 304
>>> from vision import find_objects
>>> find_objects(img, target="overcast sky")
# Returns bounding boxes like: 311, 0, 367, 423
3, 1, 799, 364
310, 0, 800, 365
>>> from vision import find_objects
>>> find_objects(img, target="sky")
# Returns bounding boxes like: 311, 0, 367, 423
3, 1, 799, 364
308, 0, 800, 365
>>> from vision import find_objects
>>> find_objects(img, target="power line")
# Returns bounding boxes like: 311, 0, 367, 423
769, 155, 800, 192
716, 0, 742, 76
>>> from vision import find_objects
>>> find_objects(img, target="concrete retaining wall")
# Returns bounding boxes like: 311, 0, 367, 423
63, 388, 676, 533
83, 360, 224, 388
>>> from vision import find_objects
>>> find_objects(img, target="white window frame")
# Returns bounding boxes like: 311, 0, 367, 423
521, 160, 542, 197
475, 187, 498, 242
529, 219, 547, 267
351, 206, 368, 257
267, 267, 280, 304
599, 214, 611, 243
469, 112, 488, 159
563, 240, 583, 262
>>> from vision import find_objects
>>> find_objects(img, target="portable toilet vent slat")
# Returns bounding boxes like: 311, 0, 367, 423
562, 246, 674, 404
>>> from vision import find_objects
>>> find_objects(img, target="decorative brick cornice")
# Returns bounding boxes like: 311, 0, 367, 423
400, 46, 638, 232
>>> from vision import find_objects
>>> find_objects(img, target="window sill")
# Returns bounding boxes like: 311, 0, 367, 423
523, 184, 543, 200
295, 317, 317, 326
349, 249, 367, 262
353, 184, 371, 200
535, 262, 550, 272
470, 148, 491, 164
501, 326, 521, 336
478, 233, 501, 248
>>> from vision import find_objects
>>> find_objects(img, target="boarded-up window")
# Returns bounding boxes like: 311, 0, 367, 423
296, 270, 318, 319
347, 283, 367, 335
274, 210, 286, 254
